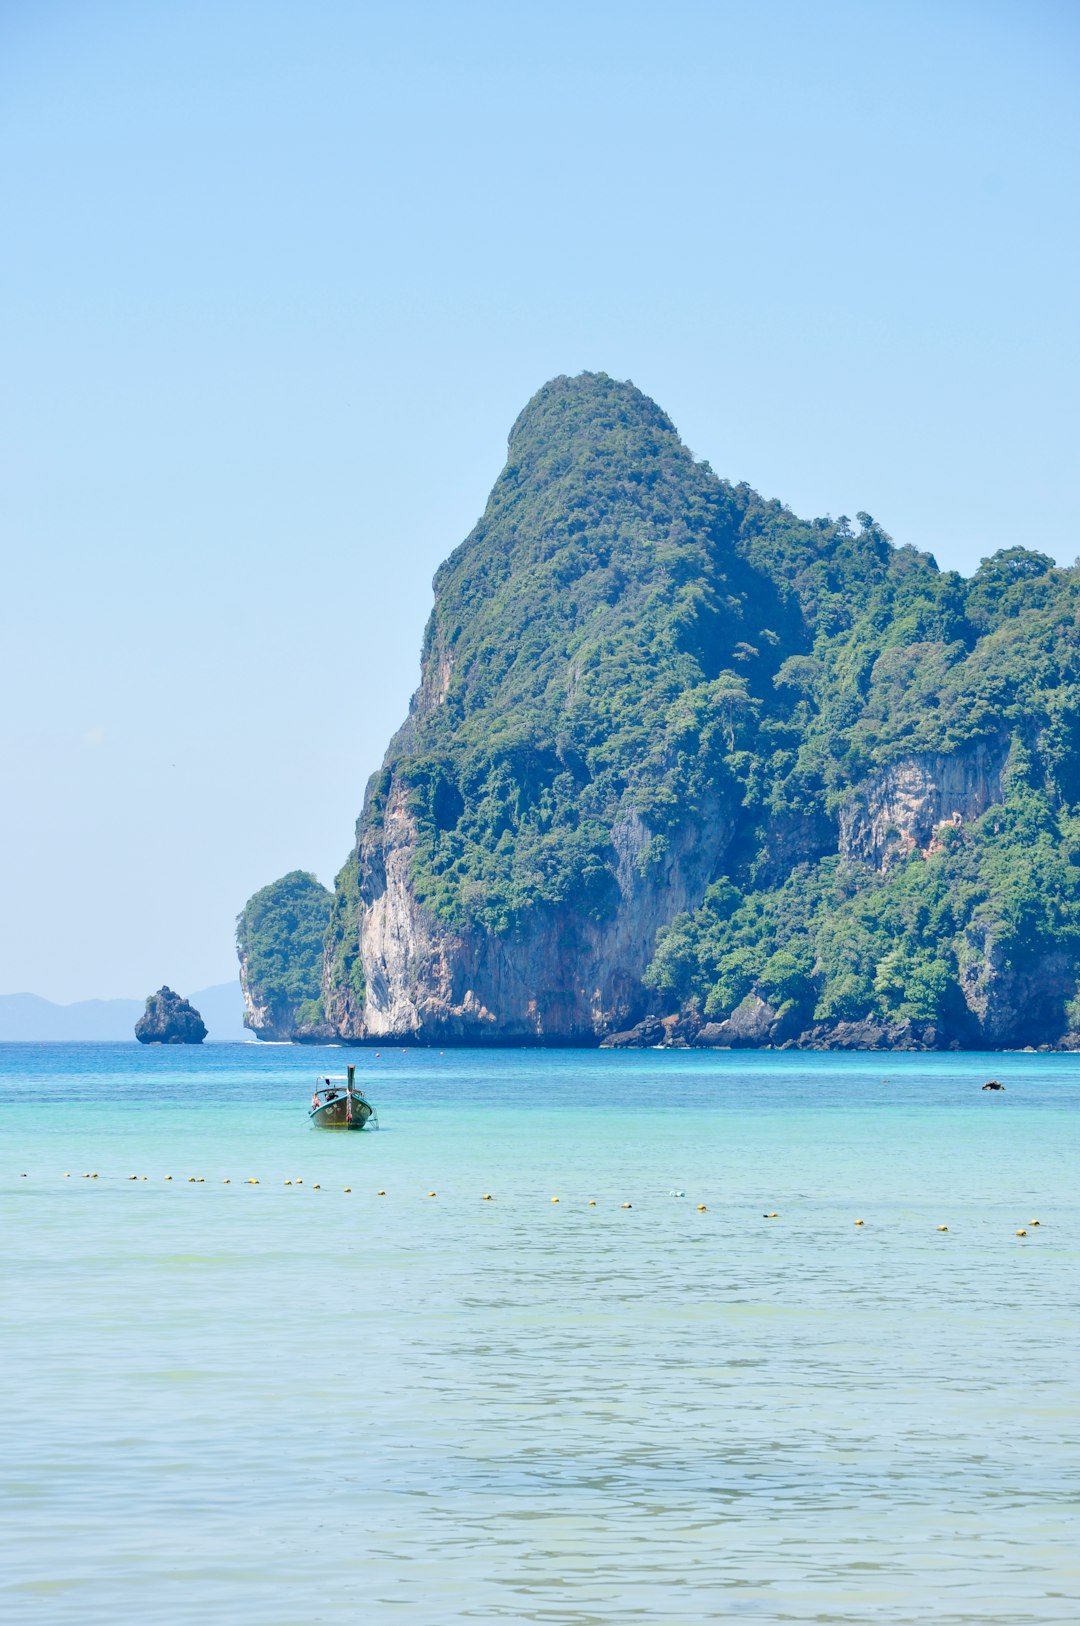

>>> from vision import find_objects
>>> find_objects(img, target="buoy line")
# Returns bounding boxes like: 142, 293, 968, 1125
14, 1176, 1052, 1235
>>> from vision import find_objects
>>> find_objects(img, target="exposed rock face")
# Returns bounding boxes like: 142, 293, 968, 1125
839, 739, 1007, 871
600, 1014, 667, 1049
135, 987, 207, 1045
602, 1009, 704, 1048
686, 997, 809, 1048
794, 1016, 938, 1051
958, 922, 1075, 1049
320, 371, 775, 1045
237, 968, 334, 1044
238, 968, 279, 1041
326, 776, 736, 1044
243, 373, 1080, 1054
689, 995, 793, 1047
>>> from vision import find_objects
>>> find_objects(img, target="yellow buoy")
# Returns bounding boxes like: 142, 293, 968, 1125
313, 1184, 321, 1190
284, 1180, 292, 1185
129, 1175, 137, 1181
937, 1225, 949, 1232
377, 1189, 386, 1196
696, 1203, 708, 1211
550, 1196, 560, 1203
247, 1178, 259, 1185
482, 1194, 493, 1201
197, 1177, 205, 1183
223, 1179, 231, 1184
587, 1199, 597, 1206
64, 1173, 70, 1178
427, 1191, 437, 1198
295, 1180, 303, 1186
165, 1175, 172, 1181
91, 1173, 98, 1179
854, 1219, 865, 1227
1030, 1219, 1041, 1226
1015, 1229, 1027, 1237
621, 1202, 632, 1209
343, 1187, 351, 1193
764, 1211, 778, 1219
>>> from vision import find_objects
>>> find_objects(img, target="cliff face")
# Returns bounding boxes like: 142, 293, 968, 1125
325, 779, 736, 1042
322, 371, 791, 1042
237, 961, 308, 1043
241, 373, 1080, 1051
839, 739, 1008, 871
958, 920, 1075, 1049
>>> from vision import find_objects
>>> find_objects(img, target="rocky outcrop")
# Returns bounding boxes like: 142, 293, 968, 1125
688, 995, 807, 1048
135, 987, 207, 1045
793, 1016, 941, 1051
685, 997, 811, 1048
600, 1014, 667, 1049
839, 739, 1007, 871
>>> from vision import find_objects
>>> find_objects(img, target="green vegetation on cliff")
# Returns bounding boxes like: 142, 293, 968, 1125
648, 774, 1080, 1040
357, 373, 800, 935
661, 530, 1080, 1042
250, 372, 1080, 1047
236, 871, 333, 1027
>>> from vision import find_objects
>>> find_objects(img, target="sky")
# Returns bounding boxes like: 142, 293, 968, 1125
1, 0, 1078, 1001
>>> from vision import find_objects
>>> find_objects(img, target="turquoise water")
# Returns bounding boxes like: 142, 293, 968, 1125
2, 1042, 1078, 1624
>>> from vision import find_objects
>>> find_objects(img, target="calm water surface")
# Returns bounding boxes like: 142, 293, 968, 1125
2, 1043, 1078, 1623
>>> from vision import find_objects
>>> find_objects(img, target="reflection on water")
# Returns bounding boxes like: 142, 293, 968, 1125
2, 1044, 1078, 1622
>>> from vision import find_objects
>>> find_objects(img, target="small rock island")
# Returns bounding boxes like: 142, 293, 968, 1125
135, 986, 207, 1044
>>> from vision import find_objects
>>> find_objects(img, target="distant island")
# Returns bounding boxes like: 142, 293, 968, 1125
135, 987, 207, 1044
238, 371, 1080, 1051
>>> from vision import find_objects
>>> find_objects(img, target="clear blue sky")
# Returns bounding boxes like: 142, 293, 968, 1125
2, 0, 1077, 1002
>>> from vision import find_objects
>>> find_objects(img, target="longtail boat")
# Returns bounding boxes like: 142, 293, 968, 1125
309, 1065, 377, 1130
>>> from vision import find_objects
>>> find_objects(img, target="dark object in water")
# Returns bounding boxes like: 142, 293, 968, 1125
982, 1079, 1005, 1091
309, 1064, 377, 1129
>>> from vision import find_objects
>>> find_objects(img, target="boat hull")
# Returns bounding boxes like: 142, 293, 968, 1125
309, 1095, 373, 1130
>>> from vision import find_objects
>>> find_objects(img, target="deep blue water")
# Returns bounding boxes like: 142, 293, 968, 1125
3, 1043, 1078, 1623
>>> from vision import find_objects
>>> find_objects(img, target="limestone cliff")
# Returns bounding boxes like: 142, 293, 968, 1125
241, 373, 1080, 1051
321, 372, 792, 1042
324, 777, 736, 1043
839, 738, 1008, 871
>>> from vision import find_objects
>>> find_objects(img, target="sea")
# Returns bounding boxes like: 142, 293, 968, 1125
2, 1042, 1078, 1624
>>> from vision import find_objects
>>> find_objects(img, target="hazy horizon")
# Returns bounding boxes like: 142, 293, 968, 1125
3, 0, 1077, 1000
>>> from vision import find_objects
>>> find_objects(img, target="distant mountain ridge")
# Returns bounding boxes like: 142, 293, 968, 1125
0, 983, 246, 1042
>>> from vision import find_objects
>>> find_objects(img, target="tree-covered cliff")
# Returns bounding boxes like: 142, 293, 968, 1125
236, 871, 334, 1041
241, 373, 1080, 1049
